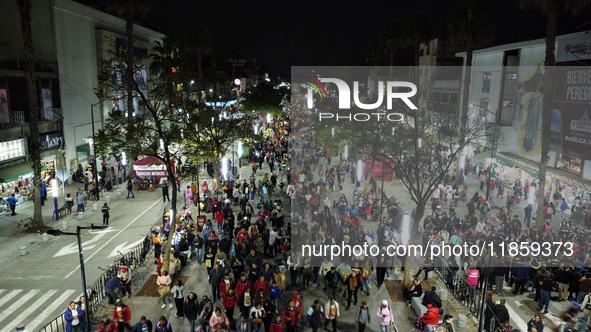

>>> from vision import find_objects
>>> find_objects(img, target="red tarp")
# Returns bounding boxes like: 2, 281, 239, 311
364, 158, 394, 181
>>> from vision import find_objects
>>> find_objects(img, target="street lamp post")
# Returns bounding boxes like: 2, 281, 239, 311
51, 224, 106, 332
470, 104, 498, 201
52, 179, 60, 221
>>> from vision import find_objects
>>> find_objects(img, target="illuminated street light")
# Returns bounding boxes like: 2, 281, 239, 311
221, 157, 228, 179
417, 138, 422, 148
254, 125, 259, 135
344, 145, 348, 161
356, 160, 363, 182
400, 213, 411, 245
528, 187, 536, 205
266, 113, 271, 124
331, 127, 335, 138
160, 139, 164, 150
459, 154, 466, 184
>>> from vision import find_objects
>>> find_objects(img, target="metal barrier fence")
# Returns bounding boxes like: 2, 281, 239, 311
39, 230, 153, 332
434, 255, 483, 317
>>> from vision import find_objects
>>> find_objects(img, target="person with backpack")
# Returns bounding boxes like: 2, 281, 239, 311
355, 301, 371, 332
306, 299, 324, 332
101, 203, 110, 225
155, 316, 173, 332
377, 300, 394, 332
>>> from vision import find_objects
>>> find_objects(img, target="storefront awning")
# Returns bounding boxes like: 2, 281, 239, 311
0, 163, 34, 183
495, 153, 539, 178
469, 151, 492, 164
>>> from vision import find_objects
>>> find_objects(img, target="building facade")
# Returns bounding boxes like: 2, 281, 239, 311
0, 0, 163, 192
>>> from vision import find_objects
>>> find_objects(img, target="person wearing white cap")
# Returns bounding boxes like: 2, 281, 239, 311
377, 300, 394, 331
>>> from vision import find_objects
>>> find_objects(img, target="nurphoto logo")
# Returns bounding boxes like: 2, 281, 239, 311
306, 77, 414, 122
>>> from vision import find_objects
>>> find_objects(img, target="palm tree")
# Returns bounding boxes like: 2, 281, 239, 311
106, 0, 152, 124
187, 29, 212, 89
448, 0, 495, 138
150, 36, 182, 104
518, 0, 590, 234
16, 0, 43, 227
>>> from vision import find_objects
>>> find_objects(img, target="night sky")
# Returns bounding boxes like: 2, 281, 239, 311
138, 0, 591, 76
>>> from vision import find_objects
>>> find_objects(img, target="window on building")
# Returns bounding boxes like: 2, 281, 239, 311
426, 47, 430, 55
482, 72, 492, 93
479, 97, 489, 117
433, 92, 442, 103
441, 92, 450, 104
450, 93, 458, 105
419, 48, 425, 57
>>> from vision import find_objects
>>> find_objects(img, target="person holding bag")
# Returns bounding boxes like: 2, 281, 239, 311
157, 269, 173, 309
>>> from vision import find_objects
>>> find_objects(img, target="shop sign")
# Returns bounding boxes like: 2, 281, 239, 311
40, 132, 64, 151
0, 139, 25, 162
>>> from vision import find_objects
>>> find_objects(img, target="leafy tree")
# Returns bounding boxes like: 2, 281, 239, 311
16, 0, 43, 227
241, 81, 289, 116
518, 0, 590, 234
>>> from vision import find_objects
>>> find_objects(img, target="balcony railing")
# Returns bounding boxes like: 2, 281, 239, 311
42, 108, 63, 121
3, 111, 25, 124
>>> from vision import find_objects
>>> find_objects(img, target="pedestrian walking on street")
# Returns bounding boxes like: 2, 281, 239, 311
126, 180, 135, 198
113, 299, 132, 331
184, 292, 200, 331
155, 316, 173, 332
162, 178, 170, 202
157, 269, 174, 309
102, 202, 110, 225
65, 193, 74, 214
131, 316, 152, 332
171, 279, 185, 319
76, 189, 86, 212
355, 301, 371, 332
6, 193, 17, 216
306, 299, 324, 332
323, 298, 340, 332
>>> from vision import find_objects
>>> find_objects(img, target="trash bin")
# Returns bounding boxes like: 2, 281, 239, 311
61, 221, 68, 230
105, 196, 111, 203
78, 212, 84, 219
457, 314, 467, 328
19, 245, 28, 256
42, 233, 49, 242
117, 189, 122, 196
92, 203, 98, 211
439, 288, 448, 301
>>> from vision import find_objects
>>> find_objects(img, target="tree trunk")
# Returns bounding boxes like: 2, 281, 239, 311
17, 0, 43, 227
161, 156, 178, 273
536, 0, 558, 235
403, 201, 426, 286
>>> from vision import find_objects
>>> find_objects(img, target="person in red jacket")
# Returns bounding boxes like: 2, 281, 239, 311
220, 273, 235, 298
282, 300, 299, 332
222, 288, 238, 325
291, 291, 303, 319
420, 304, 440, 329
112, 299, 132, 331
253, 276, 270, 296
271, 315, 284, 332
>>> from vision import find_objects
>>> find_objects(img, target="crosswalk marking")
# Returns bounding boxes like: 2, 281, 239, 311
0, 289, 40, 325
5, 290, 58, 332
0, 289, 23, 309
24, 289, 77, 332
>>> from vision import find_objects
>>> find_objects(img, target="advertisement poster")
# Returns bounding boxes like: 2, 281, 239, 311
41, 88, 53, 120
0, 89, 9, 124
516, 66, 544, 156
553, 66, 591, 160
